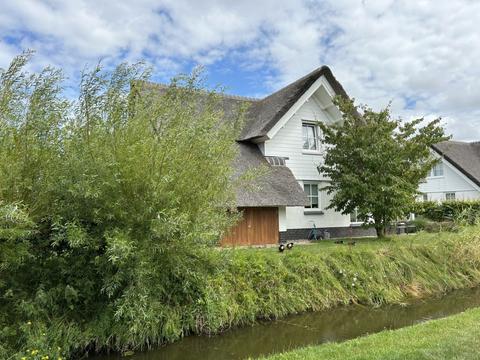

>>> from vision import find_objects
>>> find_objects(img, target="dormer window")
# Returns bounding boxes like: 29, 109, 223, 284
302, 122, 318, 150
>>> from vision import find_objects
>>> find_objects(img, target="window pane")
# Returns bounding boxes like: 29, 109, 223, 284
308, 126, 316, 150
350, 212, 357, 223
303, 184, 310, 195
302, 126, 309, 149
302, 124, 317, 150
350, 208, 359, 222
304, 184, 310, 207
311, 195, 319, 208
433, 163, 444, 177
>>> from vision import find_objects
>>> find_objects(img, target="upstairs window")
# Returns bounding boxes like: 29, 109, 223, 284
430, 162, 444, 177
445, 192, 456, 201
304, 183, 319, 208
302, 123, 318, 150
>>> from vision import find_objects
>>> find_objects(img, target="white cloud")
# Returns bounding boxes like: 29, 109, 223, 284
1, 0, 480, 139
316, 0, 480, 140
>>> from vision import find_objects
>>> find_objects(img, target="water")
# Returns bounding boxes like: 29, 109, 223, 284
99, 287, 480, 360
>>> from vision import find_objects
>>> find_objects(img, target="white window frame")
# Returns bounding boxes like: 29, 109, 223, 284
445, 192, 456, 201
350, 208, 363, 224
428, 162, 444, 178
303, 182, 320, 209
302, 122, 320, 153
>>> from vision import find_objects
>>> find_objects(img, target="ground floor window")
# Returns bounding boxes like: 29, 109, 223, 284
422, 193, 428, 202
445, 192, 456, 201
304, 183, 319, 208
350, 208, 360, 223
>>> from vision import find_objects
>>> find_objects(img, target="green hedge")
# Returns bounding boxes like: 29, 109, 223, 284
411, 200, 480, 223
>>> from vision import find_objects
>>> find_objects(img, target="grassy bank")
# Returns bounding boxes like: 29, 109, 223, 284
200, 227, 480, 332
10, 226, 480, 358
260, 306, 480, 359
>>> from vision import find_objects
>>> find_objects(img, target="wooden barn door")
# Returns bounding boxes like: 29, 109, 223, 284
221, 207, 279, 246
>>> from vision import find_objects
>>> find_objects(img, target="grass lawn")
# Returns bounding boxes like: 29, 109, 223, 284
237, 231, 449, 255
259, 307, 480, 360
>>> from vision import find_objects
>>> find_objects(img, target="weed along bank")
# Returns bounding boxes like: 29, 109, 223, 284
98, 287, 480, 360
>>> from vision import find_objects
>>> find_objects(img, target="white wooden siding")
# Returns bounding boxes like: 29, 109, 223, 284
263, 93, 351, 229
278, 206, 287, 231
264, 98, 330, 180
419, 157, 480, 201
286, 180, 350, 229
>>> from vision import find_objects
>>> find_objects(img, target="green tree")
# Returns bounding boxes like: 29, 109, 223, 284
0, 51, 246, 357
318, 97, 450, 238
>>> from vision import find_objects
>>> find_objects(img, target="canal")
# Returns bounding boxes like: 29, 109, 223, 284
99, 287, 480, 360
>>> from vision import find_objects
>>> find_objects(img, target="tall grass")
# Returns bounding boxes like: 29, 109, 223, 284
192, 226, 480, 337
16, 226, 479, 358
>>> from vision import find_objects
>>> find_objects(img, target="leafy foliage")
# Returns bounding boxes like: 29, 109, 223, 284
24, 226, 480, 358
318, 97, 449, 237
411, 200, 480, 225
0, 52, 244, 358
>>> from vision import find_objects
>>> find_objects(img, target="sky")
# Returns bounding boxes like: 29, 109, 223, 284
1, 0, 480, 140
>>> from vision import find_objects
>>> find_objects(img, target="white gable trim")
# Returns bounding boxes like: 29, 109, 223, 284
310, 95, 336, 124
431, 150, 480, 192
266, 75, 337, 140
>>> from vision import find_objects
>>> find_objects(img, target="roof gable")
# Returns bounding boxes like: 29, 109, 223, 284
239, 66, 349, 141
432, 141, 480, 188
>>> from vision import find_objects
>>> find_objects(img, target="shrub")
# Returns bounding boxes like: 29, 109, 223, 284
423, 221, 458, 233
411, 200, 480, 223
410, 216, 458, 233
410, 217, 429, 231
6, 223, 480, 358
0, 52, 246, 357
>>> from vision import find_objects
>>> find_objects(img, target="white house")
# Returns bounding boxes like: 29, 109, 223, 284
419, 141, 480, 202
142, 67, 375, 245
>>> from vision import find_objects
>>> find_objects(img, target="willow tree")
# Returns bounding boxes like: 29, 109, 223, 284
318, 97, 449, 237
0, 52, 245, 357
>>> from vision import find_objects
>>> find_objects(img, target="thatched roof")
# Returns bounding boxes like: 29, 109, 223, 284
135, 66, 346, 207
432, 141, 480, 187
234, 142, 308, 207
239, 66, 348, 141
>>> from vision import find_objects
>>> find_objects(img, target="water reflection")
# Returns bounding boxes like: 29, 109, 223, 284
99, 287, 480, 360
